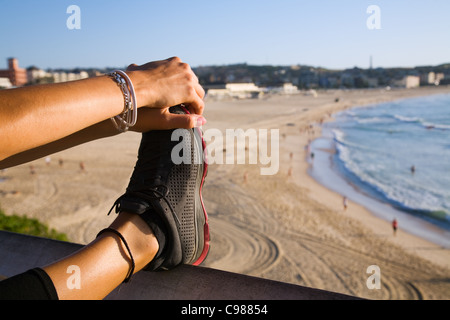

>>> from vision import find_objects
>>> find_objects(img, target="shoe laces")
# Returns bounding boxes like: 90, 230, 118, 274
108, 186, 181, 228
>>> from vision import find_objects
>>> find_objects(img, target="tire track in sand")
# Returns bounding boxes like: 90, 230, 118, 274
280, 229, 430, 299
202, 173, 281, 276
204, 218, 280, 276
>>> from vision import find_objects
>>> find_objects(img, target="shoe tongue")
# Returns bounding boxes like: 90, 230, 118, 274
135, 130, 177, 184
119, 198, 152, 215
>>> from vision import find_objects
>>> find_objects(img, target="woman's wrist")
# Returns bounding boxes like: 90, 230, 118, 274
125, 70, 153, 109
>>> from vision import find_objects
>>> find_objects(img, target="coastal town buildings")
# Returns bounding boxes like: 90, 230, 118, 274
194, 62, 450, 92
51, 70, 89, 83
27, 66, 89, 84
26, 66, 52, 84
0, 58, 27, 87
1, 58, 90, 87
1, 57, 449, 93
420, 72, 445, 86
391, 75, 420, 89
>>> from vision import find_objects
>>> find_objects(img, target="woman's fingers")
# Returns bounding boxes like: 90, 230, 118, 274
167, 113, 207, 129
130, 108, 206, 132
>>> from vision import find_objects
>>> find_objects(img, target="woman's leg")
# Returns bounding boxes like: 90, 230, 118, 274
0, 211, 158, 300
44, 211, 159, 300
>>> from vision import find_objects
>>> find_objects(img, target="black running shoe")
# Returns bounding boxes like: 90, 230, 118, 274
109, 105, 209, 271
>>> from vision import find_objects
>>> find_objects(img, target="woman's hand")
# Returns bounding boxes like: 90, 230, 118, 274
125, 57, 206, 131
126, 57, 205, 116
129, 107, 206, 132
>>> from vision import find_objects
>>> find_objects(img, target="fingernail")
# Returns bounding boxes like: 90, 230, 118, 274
195, 116, 207, 127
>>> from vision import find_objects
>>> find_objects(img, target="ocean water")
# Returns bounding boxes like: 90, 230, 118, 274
327, 93, 450, 230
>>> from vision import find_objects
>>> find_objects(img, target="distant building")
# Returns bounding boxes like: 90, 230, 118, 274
421, 72, 445, 86
340, 73, 355, 88
392, 75, 420, 88
436, 73, 445, 85
51, 71, 89, 83
421, 72, 435, 85
205, 88, 229, 100
226, 83, 261, 97
206, 83, 262, 100
0, 58, 28, 86
27, 66, 90, 84
0, 77, 12, 89
271, 83, 299, 94
27, 66, 52, 84
367, 77, 379, 88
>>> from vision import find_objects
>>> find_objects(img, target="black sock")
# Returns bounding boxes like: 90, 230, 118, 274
0, 268, 58, 300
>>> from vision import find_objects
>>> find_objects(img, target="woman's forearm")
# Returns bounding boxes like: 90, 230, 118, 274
0, 75, 123, 161
0, 119, 119, 170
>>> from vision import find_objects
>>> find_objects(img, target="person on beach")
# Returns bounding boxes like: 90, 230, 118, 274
343, 196, 348, 211
0, 57, 209, 300
79, 161, 86, 173
392, 218, 398, 236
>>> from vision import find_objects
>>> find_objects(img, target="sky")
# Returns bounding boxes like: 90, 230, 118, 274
1, 0, 449, 70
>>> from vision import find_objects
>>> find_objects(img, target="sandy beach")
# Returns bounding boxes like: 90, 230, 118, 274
1, 85, 449, 299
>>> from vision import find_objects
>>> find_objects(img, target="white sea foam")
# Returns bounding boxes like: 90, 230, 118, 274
393, 114, 422, 123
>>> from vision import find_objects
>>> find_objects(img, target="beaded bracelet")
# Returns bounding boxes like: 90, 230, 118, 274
109, 70, 138, 132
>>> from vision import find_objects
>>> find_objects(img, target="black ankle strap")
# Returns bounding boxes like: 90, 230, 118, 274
96, 228, 135, 283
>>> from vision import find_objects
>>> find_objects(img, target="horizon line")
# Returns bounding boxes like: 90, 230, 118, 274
2, 57, 449, 72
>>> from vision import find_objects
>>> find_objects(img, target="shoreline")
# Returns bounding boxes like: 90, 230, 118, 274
309, 123, 450, 248
284, 87, 450, 270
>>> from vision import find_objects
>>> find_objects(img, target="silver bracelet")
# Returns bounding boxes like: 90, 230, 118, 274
109, 70, 138, 132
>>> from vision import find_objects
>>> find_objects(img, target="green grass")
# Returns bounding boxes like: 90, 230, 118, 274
0, 207, 68, 241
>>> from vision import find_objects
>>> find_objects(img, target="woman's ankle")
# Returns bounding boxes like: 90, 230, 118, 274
108, 212, 159, 272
